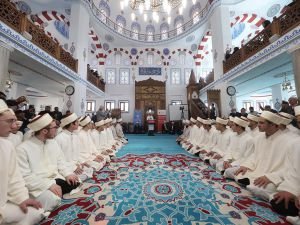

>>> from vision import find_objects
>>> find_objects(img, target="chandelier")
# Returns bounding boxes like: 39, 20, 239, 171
121, 0, 196, 23
282, 73, 293, 91
130, 0, 183, 12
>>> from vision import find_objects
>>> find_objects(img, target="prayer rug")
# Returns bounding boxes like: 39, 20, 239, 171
40, 153, 288, 225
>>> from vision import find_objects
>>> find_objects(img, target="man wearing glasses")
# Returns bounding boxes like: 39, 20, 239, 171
0, 99, 44, 225
16, 113, 80, 212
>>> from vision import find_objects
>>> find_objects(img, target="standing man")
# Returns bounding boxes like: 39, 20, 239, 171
0, 99, 44, 225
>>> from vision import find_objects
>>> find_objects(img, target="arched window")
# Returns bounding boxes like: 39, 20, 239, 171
99, 0, 110, 23
179, 51, 186, 65
190, 3, 201, 24
131, 22, 141, 40
147, 52, 154, 65
146, 25, 155, 41
160, 22, 169, 40
115, 51, 122, 65
116, 15, 126, 34
174, 16, 184, 35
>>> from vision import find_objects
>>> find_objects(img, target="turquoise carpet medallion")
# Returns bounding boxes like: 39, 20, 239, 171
40, 135, 288, 225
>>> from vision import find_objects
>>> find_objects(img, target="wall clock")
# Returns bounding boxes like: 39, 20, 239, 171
226, 86, 236, 96
65, 85, 75, 96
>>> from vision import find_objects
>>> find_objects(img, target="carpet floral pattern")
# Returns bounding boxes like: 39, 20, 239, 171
40, 153, 287, 225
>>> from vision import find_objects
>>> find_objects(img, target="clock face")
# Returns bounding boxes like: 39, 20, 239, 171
65, 85, 75, 96
226, 86, 236, 96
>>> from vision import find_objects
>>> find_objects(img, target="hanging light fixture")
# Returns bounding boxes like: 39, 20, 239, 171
121, 0, 188, 22
282, 73, 293, 91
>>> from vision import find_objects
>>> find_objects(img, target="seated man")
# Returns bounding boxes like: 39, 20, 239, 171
0, 99, 43, 225
235, 111, 291, 201
17, 113, 80, 212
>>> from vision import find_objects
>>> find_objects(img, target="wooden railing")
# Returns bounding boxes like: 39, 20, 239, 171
0, 0, 78, 72
87, 69, 105, 92
223, 0, 300, 73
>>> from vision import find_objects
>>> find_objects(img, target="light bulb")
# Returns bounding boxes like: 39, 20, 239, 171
120, 1, 124, 10
131, 12, 135, 20
144, 14, 148, 21
167, 16, 171, 24
139, 4, 144, 14
192, 0, 196, 4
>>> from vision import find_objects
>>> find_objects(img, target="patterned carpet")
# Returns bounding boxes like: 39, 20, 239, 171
39, 135, 289, 225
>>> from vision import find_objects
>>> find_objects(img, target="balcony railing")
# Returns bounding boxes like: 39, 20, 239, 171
87, 68, 105, 92
87, 0, 215, 42
0, 0, 78, 72
223, 0, 300, 73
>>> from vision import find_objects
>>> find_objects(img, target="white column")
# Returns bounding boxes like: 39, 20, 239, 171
0, 41, 14, 92
291, 48, 300, 98
67, 0, 90, 115
219, 82, 236, 117
210, 5, 232, 80
271, 84, 282, 111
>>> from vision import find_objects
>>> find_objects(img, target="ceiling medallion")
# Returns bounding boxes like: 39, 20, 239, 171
105, 34, 114, 42
186, 35, 195, 43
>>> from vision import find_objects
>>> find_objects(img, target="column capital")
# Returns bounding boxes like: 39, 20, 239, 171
0, 41, 14, 53
287, 45, 300, 54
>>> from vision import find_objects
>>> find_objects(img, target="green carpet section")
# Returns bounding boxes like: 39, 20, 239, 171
117, 134, 194, 157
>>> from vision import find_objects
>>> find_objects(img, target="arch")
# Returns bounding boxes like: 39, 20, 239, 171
105, 48, 133, 65
99, 0, 111, 17
174, 15, 184, 27
230, 13, 266, 45
194, 31, 212, 66
168, 48, 194, 66
133, 48, 167, 66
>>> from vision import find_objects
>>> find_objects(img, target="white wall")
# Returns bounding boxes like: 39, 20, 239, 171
92, 47, 194, 122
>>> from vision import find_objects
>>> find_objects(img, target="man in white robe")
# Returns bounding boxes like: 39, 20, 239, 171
247, 114, 261, 137
207, 118, 233, 167
104, 118, 122, 151
115, 118, 128, 144
111, 118, 125, 146
96, 120, 115, 158
6, 120, 23, 147
55, 113, 92, 181
0, 99, 43, 225
278, 112, 299, 136
217, 117, 254, 175
181, 117, 198, 150
269, 106, 300, 222
17, 113, 79, 212
77, 116, 106, 170
234, 111, 290, 201
187, 117, 205, 153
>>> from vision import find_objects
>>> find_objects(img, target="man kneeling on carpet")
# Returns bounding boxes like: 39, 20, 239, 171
0, 100, 44, 225
16, 113, 80, 212
55, 113, 93, 181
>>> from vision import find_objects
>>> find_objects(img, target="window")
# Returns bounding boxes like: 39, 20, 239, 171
100, 9, 107, 23
176, 23, 183, 35
193, 11, 200, 24
117, 22, 123, 34
256, 101, 265, 112
106, 69, 116, 84
147, 52, 154, 65
119, 100, 129, 112
105, 100, 115, 111
184, 69, 192, 84
161, 30, 168, 40
171, 100, 182, 105
179, 52, 186, 65
132, 29, 138, 39
86, 100, 96, 112
171, 69, 181, 85
243, 101, 252, 111
115, 52, 121, 65
147, 32, 154, 41
120, 68, 130, 84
